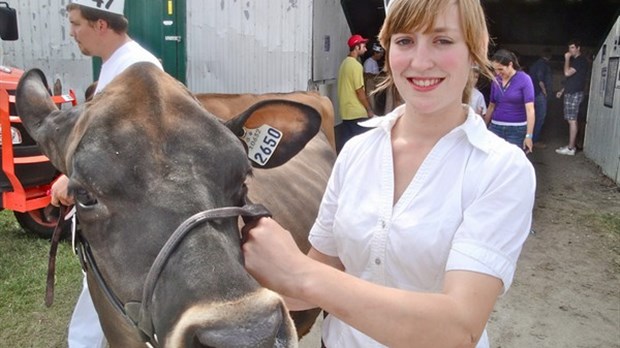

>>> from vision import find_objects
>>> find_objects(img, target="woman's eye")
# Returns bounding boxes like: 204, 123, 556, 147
75, 188, 98, 207
395, 38, 413, 46
436, 38, 453, 45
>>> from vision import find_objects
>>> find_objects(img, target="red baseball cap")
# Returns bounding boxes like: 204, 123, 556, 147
347, 34, 368, 49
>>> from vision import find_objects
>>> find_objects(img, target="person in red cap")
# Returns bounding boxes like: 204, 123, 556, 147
336, 34, 374, 153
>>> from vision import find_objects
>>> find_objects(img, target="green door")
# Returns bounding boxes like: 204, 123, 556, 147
125, 0, 186, 82
94, 0, 186, 83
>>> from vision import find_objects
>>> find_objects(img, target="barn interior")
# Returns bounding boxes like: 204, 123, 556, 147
341, 0, 620, 67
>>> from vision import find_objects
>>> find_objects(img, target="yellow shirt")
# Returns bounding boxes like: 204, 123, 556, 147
338, 56, 367, 120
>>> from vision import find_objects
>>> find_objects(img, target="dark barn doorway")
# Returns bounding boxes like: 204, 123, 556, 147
340, 0, 619, 56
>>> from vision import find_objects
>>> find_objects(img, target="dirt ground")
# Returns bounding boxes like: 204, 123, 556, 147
487, 99, 620, 348
301, 98, 620, 348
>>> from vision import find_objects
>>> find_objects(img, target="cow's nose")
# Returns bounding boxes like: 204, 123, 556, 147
195, 308, 282, 347
166, 289, 297, 347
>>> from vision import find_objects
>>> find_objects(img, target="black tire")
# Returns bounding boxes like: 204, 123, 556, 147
13, 205, 69, 239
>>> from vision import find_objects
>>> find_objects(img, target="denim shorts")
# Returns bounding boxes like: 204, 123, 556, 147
489, 123, 527, 148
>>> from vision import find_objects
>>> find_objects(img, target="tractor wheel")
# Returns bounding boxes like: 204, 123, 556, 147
13, 205, 69, 239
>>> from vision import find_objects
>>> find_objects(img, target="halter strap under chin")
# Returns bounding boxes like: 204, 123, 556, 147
76, 203, 272, 347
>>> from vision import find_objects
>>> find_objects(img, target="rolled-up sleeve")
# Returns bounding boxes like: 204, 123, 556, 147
309, 147, 349, 257
446, 148, 536, 294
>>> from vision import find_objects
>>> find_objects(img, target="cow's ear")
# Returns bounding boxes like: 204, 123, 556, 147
225, 100, 321, 168
16, 68, 80, 173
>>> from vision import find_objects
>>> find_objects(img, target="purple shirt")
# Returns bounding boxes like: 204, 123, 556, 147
490, 71, 535, 123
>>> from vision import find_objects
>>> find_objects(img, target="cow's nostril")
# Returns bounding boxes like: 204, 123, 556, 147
194, 309, 282, 348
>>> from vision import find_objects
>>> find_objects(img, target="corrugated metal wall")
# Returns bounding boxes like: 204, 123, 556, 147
2, 0, 92, 101
3, 0, 351, 101
312, 0, 349, 82
312, 0, 351, 124
186, 0, 314, 94
585, 16, 620, 185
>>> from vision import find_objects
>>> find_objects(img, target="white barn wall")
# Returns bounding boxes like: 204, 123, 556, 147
2, 1, 351, 102
2, 0, 93, 102
312, 0, 350, 82
186, 1, 314, 94
312, 0, 352, 124
584, 16, 620, 185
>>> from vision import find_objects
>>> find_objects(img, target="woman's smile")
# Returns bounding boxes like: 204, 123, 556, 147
407, 77, 444, 90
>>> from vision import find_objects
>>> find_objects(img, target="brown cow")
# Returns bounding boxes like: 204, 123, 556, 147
86, 86, 336, 152
16, 63, 335, 347
196, 92, 337, 338
196, 92, 336, 152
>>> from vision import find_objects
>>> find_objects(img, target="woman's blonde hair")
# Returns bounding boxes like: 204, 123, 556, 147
377, 0, 493, 103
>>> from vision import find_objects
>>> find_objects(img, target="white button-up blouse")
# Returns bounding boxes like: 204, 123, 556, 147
309, 105, 536, 348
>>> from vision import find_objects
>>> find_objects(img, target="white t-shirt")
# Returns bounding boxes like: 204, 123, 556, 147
469, 87, 487, 116
94, 40, 163, 94
309, 105, 535, 348
363, 57, 380, 75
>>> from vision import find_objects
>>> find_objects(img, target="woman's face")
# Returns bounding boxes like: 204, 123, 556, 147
492, 61, 514, 80
388, 3, 471, 115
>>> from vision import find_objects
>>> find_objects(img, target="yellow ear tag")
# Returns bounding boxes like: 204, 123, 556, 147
239, 124, 283, 166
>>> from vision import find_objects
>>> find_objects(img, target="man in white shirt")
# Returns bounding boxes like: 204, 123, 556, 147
469, 67, 487, 117
363, 43, 385, 116
363, 43, 384, 76
54, 1, 163, 347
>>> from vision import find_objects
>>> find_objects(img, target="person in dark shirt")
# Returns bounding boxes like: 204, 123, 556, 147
555, 39, 588, 156
528, 48, 552, 148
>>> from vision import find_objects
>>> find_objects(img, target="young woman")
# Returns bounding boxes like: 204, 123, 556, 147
242, 0, 536, 347
484, 49, 536, 153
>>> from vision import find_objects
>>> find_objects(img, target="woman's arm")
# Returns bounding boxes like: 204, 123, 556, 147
278, 247, 345, 311
243, 218, 503, 348
484, 102, 495, 125
523, 102, 535, 153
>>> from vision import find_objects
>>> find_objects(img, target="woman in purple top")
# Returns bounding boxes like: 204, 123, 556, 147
484, 49, 535, 153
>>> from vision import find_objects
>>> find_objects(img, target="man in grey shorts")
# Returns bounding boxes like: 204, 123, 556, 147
555, 39, 588, 156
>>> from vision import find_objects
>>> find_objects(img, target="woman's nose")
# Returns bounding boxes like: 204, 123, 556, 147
409, 43, 434, 70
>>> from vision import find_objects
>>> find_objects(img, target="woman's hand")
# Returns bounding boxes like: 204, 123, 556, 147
523, 137, 533, 154
242, 217, 307, 297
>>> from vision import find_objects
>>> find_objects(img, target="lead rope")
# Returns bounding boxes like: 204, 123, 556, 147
44, 205, 74, 307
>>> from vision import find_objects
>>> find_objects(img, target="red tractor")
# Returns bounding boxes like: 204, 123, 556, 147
1, 2, 75, 238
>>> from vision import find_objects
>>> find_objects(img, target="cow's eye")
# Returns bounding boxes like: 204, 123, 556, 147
75, 188, 98, 207
239, 183, 249, 205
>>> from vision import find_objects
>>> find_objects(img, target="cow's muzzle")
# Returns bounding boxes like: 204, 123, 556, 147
80, 204, 276, 347
169, 289, 297, 347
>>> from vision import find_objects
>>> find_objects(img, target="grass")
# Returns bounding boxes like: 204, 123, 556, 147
597, 212, 620, 237
583, 211, 620, 240
0, 210, 82, 347
582, 211, 620, 271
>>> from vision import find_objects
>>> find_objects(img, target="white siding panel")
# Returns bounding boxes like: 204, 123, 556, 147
186, 0, 313, 94
312, 0, 350, 82
2, 0, 93, 101
584, 16, 620, 185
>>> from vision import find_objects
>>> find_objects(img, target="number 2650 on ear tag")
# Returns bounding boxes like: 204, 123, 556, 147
239, 124, 283, 166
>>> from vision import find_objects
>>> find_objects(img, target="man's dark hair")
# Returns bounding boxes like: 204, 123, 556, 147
568, 38, 581, 48
66, 4, 128, 33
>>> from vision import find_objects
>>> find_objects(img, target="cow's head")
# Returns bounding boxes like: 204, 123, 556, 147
16, 63, 322, 347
